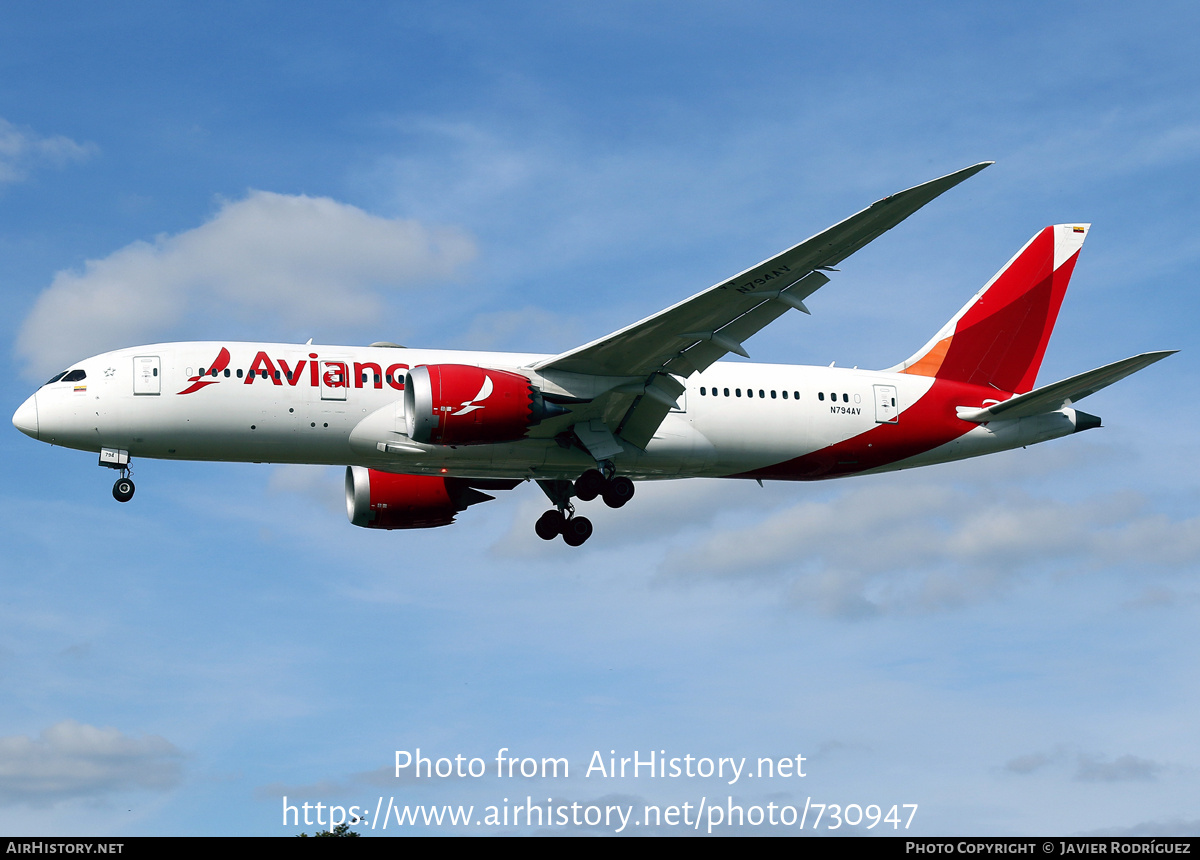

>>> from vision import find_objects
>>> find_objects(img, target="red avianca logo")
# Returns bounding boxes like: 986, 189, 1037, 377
176, 347, 411, 395
177, 347, 231, 395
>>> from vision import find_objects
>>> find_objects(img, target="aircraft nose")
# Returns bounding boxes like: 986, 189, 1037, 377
12, 393, 38, 440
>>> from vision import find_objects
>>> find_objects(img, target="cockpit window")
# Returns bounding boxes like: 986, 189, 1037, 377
43, 369, 85, 385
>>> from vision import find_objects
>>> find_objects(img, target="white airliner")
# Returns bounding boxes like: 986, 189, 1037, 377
12, 163, 1174, 546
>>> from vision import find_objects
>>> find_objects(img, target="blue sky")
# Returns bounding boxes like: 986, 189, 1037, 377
1, 1, 1197, 836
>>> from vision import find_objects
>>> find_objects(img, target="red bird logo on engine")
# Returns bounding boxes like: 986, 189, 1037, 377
450, 375, 493, 416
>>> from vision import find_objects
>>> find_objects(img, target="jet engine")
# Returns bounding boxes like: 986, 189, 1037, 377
403, 364, 567, 446
345, 466, 518, 530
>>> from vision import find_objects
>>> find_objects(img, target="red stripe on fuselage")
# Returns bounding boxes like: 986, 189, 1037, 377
732, 378, 999, 481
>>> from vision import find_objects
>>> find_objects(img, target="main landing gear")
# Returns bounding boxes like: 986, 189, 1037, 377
534, 467, 636, 547
573, 469, 634, 508
535, 508, 593, 547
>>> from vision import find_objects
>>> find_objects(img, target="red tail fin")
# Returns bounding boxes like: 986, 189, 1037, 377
888, 224, 1088, 394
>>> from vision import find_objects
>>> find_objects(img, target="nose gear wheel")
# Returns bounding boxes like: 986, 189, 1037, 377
112, 472, 135, 503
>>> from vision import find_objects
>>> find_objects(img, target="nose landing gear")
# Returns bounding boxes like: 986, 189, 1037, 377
100, 448, 135, 503
112, 474, 135, 503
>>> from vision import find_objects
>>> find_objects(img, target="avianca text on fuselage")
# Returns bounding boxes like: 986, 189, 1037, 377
11, 162, 1175, 546
178, 347, 412, 395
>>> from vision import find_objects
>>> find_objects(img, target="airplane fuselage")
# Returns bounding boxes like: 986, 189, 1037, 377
17, 341, 1085, 483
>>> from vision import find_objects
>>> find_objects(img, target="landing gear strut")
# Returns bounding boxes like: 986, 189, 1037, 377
100, 448, 135, 503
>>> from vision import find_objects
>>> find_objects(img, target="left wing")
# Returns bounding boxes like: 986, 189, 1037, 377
532, 162, 992, 449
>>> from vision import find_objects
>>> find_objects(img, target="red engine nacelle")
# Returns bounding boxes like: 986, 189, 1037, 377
403, 364, 543, 446
345, 466, 498, 530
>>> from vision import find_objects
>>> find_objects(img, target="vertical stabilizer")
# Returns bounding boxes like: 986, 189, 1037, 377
887, 224, 1088, 393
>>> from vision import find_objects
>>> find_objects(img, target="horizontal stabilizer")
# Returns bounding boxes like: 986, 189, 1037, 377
957, 350, 1176, 422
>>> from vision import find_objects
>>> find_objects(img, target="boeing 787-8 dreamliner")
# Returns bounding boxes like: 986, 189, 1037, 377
12, 163, 1174, 545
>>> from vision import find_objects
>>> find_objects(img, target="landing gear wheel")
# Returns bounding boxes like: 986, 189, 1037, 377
574, 469, 605, 502
535, 509, 565, 540
562, 515, 593, 547
602, 476, 635, 508
112, 477, 135, 503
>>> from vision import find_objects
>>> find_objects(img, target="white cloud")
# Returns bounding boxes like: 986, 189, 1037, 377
267, 465, 345, 517
1074, 753, 1163, 783
659, 480, 1200, 617
1082, 818, 1200, 837
1005, 747, 1166, 783
450, 306, 583, 353
0, 720, 183, 806
0, 118, 94, 185
16, 191, 476, 379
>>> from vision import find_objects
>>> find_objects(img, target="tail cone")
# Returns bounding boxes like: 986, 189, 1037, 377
1074, 410, 1102, 433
